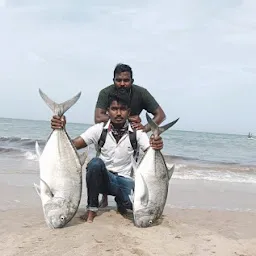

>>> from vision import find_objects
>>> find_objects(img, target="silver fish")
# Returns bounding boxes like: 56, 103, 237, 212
34, 89, 87, 228
131, 113, 179, 228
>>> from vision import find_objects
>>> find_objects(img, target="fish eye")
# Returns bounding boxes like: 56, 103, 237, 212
149, 220, 153, 224
60, 216, 65, 221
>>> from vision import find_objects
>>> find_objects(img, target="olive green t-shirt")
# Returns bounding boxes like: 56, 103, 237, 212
96, 84, 159, 116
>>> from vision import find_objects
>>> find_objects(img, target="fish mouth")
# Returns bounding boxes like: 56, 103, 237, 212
46, 219, 54, 229
134, 221, 152, 228
47, 220, 68, 229
133, 212, 157, 228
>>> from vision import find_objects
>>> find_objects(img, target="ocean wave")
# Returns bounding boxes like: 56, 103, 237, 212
0, 136, 253, 166
24, 151, 38, 161
0, 136, 45, 147
167, 163, 256, 184
0, 147, 22, 154
0, 146, 38, 162
164, 154, 241, 166
1, 146, 256, 184
173, 172, 256, 184
167, 160, 256, 173
1, 136, 256, 184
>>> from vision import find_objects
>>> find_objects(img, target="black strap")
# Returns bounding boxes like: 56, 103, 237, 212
96, 128, 108, 157
128, 128, 138, 157
97, 126, 139, 160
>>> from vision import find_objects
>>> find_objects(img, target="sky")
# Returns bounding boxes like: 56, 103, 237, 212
0, 0, 256, 134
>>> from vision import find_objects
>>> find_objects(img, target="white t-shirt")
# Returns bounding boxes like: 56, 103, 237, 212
80, 120, 150, 178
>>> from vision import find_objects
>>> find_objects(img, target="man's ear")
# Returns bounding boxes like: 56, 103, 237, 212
131, 79, 134, 84
106, 107, 109, 116
127, 108, 131, 116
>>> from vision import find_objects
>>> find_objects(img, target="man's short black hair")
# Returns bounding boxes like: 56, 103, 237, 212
113, 63, 133, 79
108, 89, 131, 108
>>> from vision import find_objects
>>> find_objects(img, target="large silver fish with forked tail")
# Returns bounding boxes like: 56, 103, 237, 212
34, 89, 87, 229
131, 113, 179, 228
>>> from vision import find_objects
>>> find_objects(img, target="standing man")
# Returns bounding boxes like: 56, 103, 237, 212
95, 63, 167, 207
94, 63, 166, 132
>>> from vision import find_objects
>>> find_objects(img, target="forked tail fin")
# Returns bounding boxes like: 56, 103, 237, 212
145, 113, 179, 138
39, 89, 81, 116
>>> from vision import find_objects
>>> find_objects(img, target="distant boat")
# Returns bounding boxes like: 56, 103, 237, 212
248, 132, 254, 139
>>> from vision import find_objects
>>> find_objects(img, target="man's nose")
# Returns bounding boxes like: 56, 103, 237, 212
120, 80, 125, 86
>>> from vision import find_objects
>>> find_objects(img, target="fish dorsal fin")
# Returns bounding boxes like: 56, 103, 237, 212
39, 89, 81, 116
35, 141, 42, 158
79, 151, 88, 166
168, 165, 175, 180
40, 178, 53, 199
137, 172, 149, 207
145, 113, 179, 137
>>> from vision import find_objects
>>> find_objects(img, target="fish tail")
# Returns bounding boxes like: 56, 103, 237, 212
38, 89, 81, 116
145, 113, 179, 137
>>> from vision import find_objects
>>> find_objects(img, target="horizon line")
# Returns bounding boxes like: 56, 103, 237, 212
0, 116, 248, 137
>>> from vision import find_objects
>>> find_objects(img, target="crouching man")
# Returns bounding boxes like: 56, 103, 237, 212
51, 91, 163, 223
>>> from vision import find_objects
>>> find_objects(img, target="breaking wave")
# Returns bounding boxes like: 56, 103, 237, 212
164, 154, 241, 166
24, 151, 38, 161
167, 163, 256, 184
0, 136, 42, 161
0, 136, 45, 147
1, 136, 256, 184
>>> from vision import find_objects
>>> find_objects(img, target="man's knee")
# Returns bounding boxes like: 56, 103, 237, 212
87, 157, 105, 173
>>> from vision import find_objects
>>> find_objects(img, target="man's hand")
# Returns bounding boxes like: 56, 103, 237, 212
129, 115, 145, 131
150, 135, 163, 150
128, 115, 141, 123
51, 115, 66, 129
131, 122, 145, 130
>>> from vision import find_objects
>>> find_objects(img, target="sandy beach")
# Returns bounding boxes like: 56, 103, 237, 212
1, 171, 255, 256
1, 206, 256, 256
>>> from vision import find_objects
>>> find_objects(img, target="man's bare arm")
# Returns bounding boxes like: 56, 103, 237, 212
144, 106, 166, 132
94, 108, 109, 124
72, 136, 87, 150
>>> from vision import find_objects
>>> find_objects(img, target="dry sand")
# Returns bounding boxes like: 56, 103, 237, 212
1, 171, 255, 255
1, 206, 255, 256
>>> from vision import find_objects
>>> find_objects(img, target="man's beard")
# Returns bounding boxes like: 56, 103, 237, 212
115, 87, 131, 94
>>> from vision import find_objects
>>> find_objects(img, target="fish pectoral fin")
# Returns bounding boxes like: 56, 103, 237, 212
128, 189, 134, 206
131, 155, 138, 174
138, 172, 149, 206
168, 165, 175, 180
35, 141, 42, 158
33, 183, 41, 198
79, 151, 88, 166
40, 178, 54, 199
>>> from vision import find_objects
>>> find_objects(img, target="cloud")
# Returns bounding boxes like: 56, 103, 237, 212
0, 0, 255, 134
